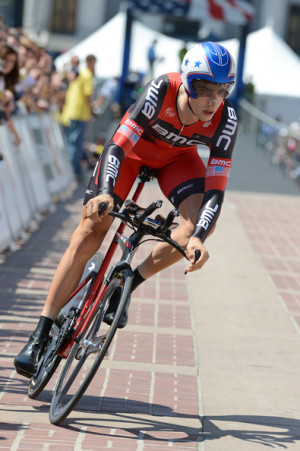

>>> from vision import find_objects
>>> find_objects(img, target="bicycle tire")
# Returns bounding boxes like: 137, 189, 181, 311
49, 267, 132, 425
28, 324, 62, 399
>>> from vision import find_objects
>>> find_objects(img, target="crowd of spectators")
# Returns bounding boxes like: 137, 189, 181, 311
0, 16, 63, 148
258, 118, 300, 188
0, 15, 123, 177
1, 23, 60, 111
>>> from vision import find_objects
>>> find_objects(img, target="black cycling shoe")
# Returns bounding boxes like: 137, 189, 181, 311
14, 335, 48, 378
103, 288, 130, 329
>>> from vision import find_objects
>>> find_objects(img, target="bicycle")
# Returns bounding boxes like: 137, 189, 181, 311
26, 167, 190, 425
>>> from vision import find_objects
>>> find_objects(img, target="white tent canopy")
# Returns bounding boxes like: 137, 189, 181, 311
55, 14, 300, 122
221, 27, 300, 98
54, 12, 185, 80
220, 27, 300, 122
55, 14, 300, 98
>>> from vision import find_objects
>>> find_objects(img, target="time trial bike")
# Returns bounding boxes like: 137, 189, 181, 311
26, 167, 192, 425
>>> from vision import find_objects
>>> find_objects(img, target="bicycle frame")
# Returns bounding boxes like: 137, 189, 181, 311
57, 172, 147, 358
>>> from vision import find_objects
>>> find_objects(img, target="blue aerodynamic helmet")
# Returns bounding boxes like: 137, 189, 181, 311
181, 42, 236, 99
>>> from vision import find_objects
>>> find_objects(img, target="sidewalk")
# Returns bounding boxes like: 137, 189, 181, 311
0, 181, 300, 450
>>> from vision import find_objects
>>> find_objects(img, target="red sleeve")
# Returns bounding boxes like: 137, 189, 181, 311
205, 157, 232, 191
113, 115, 144, 153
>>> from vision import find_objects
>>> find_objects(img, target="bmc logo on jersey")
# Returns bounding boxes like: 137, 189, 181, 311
152, 124, 205, 146
196, 204, 219, 231
106, 155, 120, 186
216, 107, 237, 151
210, 158, 232, 167
142, 79, 164, 120
124, 118, 143, 136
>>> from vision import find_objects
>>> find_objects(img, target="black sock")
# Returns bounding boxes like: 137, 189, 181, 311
32, 316, 54, 341
131, 268, 145, 292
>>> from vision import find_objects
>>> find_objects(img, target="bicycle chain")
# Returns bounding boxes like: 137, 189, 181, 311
43, 311, 78, 366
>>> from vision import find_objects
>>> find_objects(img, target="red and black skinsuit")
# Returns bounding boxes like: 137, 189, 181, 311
84, 72, 238, 242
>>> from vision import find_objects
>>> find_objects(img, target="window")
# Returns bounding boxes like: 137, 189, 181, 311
287, 5, 300, 56
51, 0, 77, 34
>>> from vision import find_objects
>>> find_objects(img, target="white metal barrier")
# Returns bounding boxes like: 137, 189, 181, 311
0, 111, 76, 253
39, 113, 75, 197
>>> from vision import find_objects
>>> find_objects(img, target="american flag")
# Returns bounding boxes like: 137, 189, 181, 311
127, 0, 254, 25
119, 125, 140, 147
127, 0, 190, 16
206, 165, 231, 177
189, 0, 255, 25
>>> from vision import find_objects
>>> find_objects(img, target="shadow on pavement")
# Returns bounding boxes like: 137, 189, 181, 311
64, 410, 300, 449
2, 375, 300, 449
22, 389, 300, 449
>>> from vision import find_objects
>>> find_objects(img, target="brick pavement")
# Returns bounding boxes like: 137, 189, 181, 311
0, 182, 300, 450
229, 192, 300, 333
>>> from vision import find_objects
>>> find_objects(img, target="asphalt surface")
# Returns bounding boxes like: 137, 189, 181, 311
0, 132, 300, 450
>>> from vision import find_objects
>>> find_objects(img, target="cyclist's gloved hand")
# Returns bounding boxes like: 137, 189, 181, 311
85, 194, 114, 222
185, 236, 209, 273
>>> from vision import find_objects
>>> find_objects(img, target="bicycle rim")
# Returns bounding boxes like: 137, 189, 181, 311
28, 325, 62, 399
49, 268, 132, 425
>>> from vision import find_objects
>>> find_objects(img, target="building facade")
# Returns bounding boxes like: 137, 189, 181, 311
0, 0, 299, 55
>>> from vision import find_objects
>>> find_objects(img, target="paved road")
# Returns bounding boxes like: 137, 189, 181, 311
0, 153, 300, 449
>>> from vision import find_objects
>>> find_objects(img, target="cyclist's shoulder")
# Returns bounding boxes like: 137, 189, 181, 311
165, 72, 182, 84
146, 72, 181, 91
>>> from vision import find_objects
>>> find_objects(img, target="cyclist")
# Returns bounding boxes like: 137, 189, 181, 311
15, 42, 238, 378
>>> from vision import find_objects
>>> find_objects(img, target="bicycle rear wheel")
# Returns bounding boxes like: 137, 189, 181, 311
49, 267, 132, 425
28, 323, 62, 399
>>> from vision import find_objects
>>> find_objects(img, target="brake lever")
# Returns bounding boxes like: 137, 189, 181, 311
98, 202, 107, 216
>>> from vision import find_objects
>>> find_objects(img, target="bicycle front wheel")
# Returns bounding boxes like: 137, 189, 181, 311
49, 267, 132, 425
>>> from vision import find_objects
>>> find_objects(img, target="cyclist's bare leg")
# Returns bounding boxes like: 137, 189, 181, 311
137, 193, 214, 279
42, 207, 113, 320
14, 207, 113, 377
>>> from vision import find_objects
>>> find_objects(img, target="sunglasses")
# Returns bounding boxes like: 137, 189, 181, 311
192, 80, 232, 99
